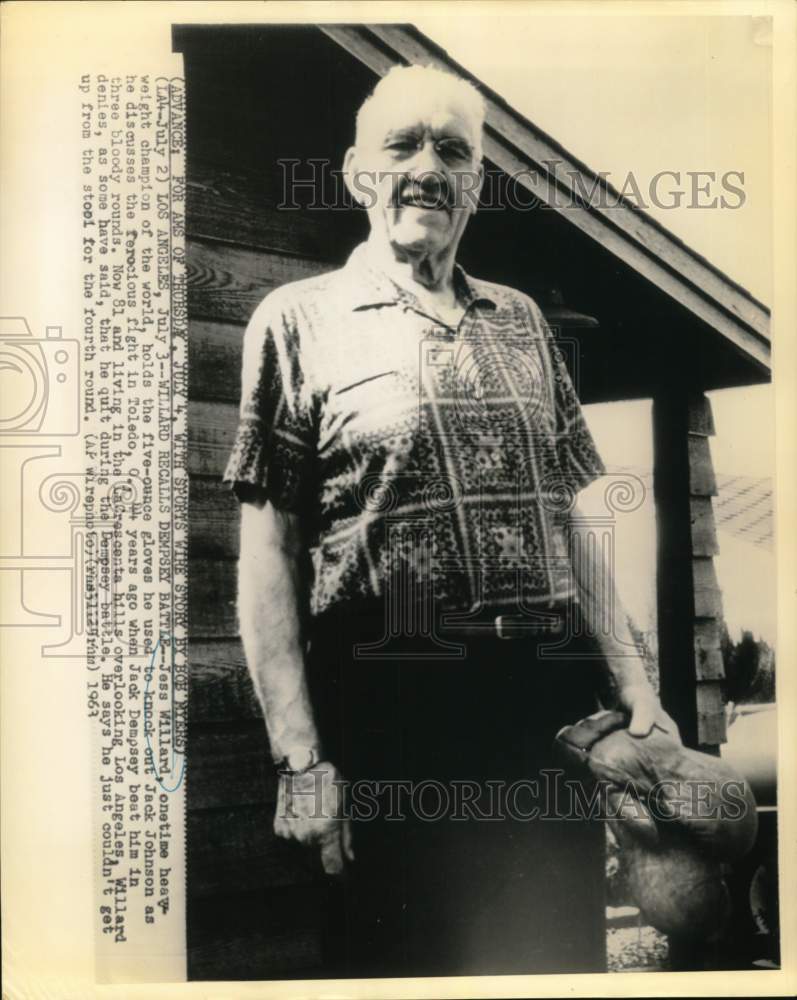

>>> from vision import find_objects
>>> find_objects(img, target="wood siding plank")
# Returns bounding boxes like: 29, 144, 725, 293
654, 391, 727, 749
688, 436, 719, 497
694, 646, 725, 682
189, 476, 239, 560
190, 923, 323, 981
189, 558, 238, 638
693, 557, 724, 620
688, 395, 716, 437
188, 887, 327, 979
188, 400, 238, 478
188, 725, 272, 810
696, 682, 727, 747
187, 805, 319, 898
189, 319, 244, 404
693, 618, 722, 652
188, 159, 362, 260
189, 639, 260, 723
187, 239, 332, 324
690, 496, 720, 557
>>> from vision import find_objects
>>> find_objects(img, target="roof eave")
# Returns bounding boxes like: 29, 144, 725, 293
321, 22, 771, 376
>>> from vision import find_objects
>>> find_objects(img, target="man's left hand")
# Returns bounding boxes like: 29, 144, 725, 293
611, 667, 680, 740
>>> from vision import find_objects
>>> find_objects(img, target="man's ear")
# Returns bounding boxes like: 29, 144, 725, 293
459, 159, 484, 216
468, 160, 485, 215
343, 146, 371, 208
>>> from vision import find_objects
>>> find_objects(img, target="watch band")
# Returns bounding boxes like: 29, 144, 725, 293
276, 744, 323, 775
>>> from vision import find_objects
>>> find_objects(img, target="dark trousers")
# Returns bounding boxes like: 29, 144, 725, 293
307, 606, 608, 978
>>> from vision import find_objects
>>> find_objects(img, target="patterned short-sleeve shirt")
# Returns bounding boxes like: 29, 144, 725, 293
224, 241, 605, 617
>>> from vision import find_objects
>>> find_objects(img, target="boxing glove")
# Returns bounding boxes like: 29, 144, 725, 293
555, 711, 757, 939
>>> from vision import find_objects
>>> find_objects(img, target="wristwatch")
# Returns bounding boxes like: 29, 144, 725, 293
276, 745, 323, 775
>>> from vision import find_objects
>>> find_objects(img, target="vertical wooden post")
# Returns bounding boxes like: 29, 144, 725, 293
652, 390, 726, 753
688, 396, 727, 753
654, 389, 728, 971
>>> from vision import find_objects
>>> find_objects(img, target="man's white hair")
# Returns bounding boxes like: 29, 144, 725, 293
355, 64, 486, 158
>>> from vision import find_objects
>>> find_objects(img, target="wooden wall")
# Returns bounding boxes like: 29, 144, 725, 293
181, 27, 373, 979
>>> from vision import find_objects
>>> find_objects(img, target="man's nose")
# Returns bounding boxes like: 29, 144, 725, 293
403, 169, 449, 211
405, 143, 450, 203
410, 137, 446, 174
414, 169, 446, 197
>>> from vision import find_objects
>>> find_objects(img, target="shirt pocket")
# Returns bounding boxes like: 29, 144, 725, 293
321, 368, 411, 453
334, 369, 399, 396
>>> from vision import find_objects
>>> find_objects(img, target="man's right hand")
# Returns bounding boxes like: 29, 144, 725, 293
274, 760, 355, 876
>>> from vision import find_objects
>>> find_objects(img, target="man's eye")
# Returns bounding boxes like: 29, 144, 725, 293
386, 139, 418, 154
437, 140, 471, 161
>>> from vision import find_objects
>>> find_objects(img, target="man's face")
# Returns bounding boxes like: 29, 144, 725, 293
348, 97, 483, 258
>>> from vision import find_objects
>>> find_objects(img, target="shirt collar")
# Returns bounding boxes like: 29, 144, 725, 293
337, 241, 497, 313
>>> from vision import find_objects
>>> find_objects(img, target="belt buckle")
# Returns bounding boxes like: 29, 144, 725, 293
495, 613, 519, 640
494, 611, 562, 640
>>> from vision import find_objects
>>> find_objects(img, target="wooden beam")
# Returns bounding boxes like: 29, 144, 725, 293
693, 619, 724, 681
540, 306, 600, 330
653, 389, 698, 747
653, 391, 726, 751
688, 395, 717, 436
688, 437, 718, 497
690, 497, 720, 557
692, 557, 723, 620
694, 647, 725, 682
696, 682, 727, 746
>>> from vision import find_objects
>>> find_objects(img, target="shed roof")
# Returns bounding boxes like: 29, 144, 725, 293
320, 24, 770, 376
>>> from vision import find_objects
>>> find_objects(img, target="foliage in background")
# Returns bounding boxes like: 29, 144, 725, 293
626, 616, 776, 706
721, 625, 776, 704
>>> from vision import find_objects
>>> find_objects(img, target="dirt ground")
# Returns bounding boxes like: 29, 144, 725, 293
607, 925, 669, 972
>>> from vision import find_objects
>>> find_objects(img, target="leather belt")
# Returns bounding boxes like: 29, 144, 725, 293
437, 606, 569, 640
314, 601, 578, 643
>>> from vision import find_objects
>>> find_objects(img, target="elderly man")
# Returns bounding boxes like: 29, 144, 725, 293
223, 65, 672, 977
